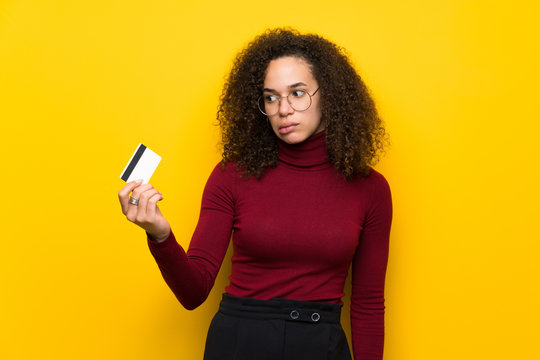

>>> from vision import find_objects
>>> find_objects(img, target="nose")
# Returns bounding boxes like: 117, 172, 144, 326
278, 96, 294, 116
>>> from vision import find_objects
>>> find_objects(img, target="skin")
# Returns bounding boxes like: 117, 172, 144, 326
263, 56, 324, 144
119, 56, 323, 241
118, 180, 170, 242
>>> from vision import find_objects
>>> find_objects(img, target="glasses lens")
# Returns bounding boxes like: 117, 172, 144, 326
288, 90, 312, 111
258, 96, 276, 116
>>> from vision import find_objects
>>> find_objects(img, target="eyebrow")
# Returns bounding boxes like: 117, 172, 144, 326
263, 82, 308, 92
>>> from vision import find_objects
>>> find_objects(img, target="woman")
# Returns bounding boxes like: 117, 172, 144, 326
119, 28, 392, 360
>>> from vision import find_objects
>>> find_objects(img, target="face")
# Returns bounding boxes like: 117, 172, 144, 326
262, 56, 323, 144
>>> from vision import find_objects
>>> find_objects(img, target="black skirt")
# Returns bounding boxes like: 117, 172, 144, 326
204, 294, 352, 360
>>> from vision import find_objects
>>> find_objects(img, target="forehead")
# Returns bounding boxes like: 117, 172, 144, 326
263, 56, 316, 87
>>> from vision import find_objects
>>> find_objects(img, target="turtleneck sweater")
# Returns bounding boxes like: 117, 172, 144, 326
147, 131, 392, 359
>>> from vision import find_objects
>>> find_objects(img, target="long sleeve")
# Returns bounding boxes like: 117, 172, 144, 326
146, 163, 235, 310
350, 172, 393, 359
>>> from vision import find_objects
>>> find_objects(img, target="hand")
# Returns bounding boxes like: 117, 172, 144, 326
118, 181, 171, 242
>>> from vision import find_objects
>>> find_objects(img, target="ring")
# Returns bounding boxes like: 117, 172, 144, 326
128, 197, 139, 206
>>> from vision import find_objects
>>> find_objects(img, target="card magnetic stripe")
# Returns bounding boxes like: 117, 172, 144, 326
121, 144, 147, 181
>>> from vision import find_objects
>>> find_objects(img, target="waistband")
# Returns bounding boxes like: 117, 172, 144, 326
218, 293, 342, 324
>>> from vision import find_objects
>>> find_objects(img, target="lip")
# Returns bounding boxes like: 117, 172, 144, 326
278, 122, 299, 134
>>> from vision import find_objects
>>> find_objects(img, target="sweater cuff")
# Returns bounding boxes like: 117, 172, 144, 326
146, 230, 175, 248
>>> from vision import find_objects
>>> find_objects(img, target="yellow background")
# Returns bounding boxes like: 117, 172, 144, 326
1, 0, 539, 359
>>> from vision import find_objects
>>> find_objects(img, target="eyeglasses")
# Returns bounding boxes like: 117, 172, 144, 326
257, 87, 320, 116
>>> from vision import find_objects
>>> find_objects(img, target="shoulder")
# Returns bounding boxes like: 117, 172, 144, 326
352, 168, 392, 211
349, 167, 391, 194
364, 168, 391, 193
200, 161, 243, 210
207, 161, 241, 182
364, 169, 392, 221
204, 161, 244, 196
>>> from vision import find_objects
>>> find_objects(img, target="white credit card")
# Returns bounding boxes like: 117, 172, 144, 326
120, 143, 161, 184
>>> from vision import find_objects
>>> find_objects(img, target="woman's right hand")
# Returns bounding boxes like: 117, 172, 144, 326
118, 181, 171, 242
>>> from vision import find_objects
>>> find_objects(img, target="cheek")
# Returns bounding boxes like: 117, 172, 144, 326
314, 100, 322, 117
309, 106, 323, 126
268, 116, 280, 130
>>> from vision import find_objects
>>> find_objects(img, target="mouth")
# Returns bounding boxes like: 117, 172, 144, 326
278, 122, 298, 134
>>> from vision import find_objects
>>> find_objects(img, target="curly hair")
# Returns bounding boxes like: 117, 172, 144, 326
217, 28, 388, 180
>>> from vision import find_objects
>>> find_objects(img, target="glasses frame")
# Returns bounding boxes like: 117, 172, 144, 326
257, 87, 320, 116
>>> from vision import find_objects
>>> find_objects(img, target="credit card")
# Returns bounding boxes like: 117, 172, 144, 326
120, 143, 161, 184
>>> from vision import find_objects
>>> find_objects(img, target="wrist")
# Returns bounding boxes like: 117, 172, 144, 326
147, 230, 170, 243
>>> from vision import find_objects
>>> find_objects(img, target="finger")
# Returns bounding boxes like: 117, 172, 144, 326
129, 183, 154, 205
146, 193, 164, 219
136, 188, 161, 222
125, 183, 154, 222
119, 180, 142, 214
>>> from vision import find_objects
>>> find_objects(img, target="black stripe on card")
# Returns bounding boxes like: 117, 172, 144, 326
121, 144, 147, 181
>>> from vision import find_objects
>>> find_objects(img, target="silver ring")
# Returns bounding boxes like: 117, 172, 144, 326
128, 197, 139, 206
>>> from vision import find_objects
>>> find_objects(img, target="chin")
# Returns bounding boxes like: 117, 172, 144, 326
278, 127, 324, 144
277, 133, 308, 144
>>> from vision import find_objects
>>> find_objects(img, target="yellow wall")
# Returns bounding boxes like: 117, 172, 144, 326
1, 0, 539, 358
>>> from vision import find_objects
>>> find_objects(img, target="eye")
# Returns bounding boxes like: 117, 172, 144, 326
264, 94, 278, 103
291, 89, 306, 97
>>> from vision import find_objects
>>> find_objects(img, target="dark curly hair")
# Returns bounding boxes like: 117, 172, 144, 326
217, 28, 388, 180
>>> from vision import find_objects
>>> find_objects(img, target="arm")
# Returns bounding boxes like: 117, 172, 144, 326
147, 163, 236, 310
350, 172, 393, 359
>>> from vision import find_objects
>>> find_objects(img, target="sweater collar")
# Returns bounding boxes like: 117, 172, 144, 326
277, 131, 330, 169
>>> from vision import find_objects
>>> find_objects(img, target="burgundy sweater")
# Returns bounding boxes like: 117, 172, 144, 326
147, 131, 392, 359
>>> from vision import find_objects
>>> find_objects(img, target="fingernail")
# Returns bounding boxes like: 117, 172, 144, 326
135, 179, 143, 184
